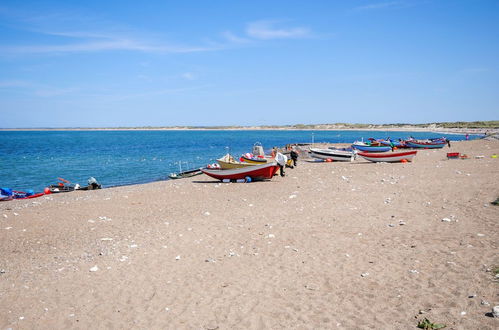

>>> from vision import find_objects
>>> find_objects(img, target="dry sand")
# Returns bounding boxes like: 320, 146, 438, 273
1, 139, 498, 329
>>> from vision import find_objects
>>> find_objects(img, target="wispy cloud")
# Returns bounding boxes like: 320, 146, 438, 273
0, 79, 79, 97
354, 1, 404, 10
221, 31, 251, 44
181, 72, 196, 80
246, 20, 311, 40
0, 8, 221, 55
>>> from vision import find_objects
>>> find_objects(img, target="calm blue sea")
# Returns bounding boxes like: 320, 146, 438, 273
0, 130, 475, 192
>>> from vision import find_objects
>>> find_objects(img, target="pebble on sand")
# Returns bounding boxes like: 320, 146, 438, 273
89, 266, 99, 272
492, 306, 499, 318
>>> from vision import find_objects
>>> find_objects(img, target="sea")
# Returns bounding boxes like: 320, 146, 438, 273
0, 130, 476, 192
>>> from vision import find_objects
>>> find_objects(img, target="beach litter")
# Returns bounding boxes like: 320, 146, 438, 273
89, 266, 99, 272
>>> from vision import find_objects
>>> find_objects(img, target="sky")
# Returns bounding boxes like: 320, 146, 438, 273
0, 0, 498, 128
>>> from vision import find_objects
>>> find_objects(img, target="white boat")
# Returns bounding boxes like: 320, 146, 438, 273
309, 148, 356, 161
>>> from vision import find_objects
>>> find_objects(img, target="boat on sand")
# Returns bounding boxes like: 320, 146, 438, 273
357, 150, 417, 163
309, 148, 356, 161
201, 162, 279, 181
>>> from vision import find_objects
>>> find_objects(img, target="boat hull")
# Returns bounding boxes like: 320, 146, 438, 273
352, 143, 392, 152
309, 148, 355, 161
405, 141, 446, 149
358, 151, 417, 162
201, 162, 280, 181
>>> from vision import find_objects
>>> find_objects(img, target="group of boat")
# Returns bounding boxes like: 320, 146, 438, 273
309, 137, 447, 163
1, 177, 101, 202
2, 137, 451, 200
171, 137, 447, 183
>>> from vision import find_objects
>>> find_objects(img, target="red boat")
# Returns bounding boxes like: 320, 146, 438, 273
201, 162, 279, 181
357, 150, 417, 163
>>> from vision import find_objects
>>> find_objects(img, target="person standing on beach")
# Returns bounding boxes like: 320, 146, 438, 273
290, 148, 298, 167
446, 138, 451, 148
275, 152, 287, 177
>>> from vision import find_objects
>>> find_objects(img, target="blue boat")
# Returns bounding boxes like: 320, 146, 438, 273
405, 140, 446, 149
379, 139, 407, 148
351, 142, 392, 152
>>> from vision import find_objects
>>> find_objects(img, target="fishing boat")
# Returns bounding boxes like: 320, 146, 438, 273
405, 139, 446, 149
168, 168, 203, 179
352, 141, 392, 152
216, 153, 255, 169
0, 188, 46, 201
309, 148, 356, 161
46, 177, 101, 193
357, 150, 417, 163
240, 153, 269, 164
201, 162, 280, 181
379, 139, 407, 148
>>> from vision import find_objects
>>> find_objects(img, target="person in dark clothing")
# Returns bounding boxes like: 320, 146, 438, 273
446, 138, 451, 148
290, 148, 299, 167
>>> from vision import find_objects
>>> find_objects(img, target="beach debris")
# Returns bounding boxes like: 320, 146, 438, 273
460, 311, 466, 316
129, 244, 138, 248
89, 266, 99, 272
481, 300, 490, 306
175, 255, 181, 260
477, 233, 485, 237
492, 306, 499, 318
409, 269, 419, 274
119, 256, 128, 262
267, 234, 275, 238
341, 176, 349, 181
384, 198, 391, 204
2, 214, 7, 218
204, 211, 210, 216
305, 284, 318, 290
468, 294, 476, 298
388, 224, 395, 227
399, 220, 406, 226
441, 218, 451, 222
205, 258, 216, 263
101, 238, 113, 241
0, 269, 5, 274
13, 212, 18, 216
417, 318, 446, 329
361, 272, 369, 277
289, 194, 297, 199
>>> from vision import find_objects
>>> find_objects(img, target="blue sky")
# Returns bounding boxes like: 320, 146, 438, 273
0, 0, 498, 128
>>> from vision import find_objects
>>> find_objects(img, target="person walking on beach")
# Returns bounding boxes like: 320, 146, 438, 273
275, 152, 287, 177
290, 147, 299, 167
446, 138, 451, 148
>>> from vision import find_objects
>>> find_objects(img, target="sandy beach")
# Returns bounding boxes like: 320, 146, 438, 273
1, 139, 498, 329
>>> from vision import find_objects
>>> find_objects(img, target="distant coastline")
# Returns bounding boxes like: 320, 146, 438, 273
1, 121, 498, 135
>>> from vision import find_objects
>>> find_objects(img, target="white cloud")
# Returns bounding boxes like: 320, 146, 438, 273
181, 72, 196, 80
222, 31, 250, 44
0, 36, 218, 55
246, 21, 311, 40
355, 1, 403, 10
